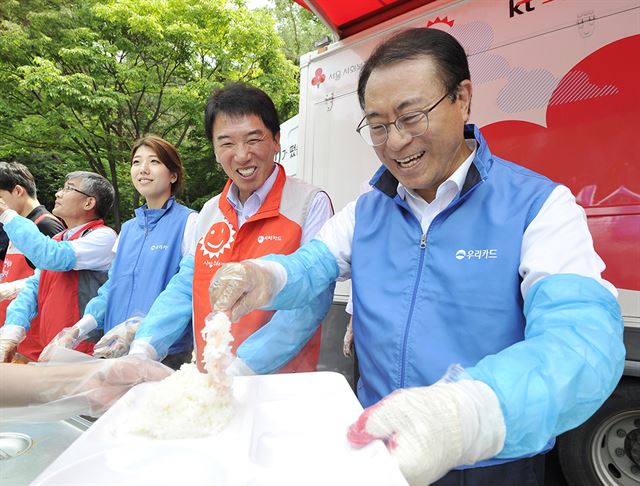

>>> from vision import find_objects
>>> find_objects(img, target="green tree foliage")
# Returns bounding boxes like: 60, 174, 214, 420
268, 0, 331, 119
0, 0, 298, 227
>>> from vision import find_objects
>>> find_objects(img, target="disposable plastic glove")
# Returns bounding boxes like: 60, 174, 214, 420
39, 315, 98, 362
209, 261, 280, 322
347, 378, 506, 486
0, 279, 26, 301
0, 325, 27, 363
1, 354, 173, 421
93, 317, 142, 359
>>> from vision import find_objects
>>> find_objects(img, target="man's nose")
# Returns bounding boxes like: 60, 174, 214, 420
233, 143, 251, 161
385, 124, 412, 151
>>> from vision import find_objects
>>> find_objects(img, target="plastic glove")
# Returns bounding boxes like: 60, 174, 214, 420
39, 326, 81, 361
93, 317, 142, 359
347, 378, 506, 486
209, 260, 280, 322
0, 279, 26, 301
343, 317, 354, 358
1, 354, 173, 421
39, 315, 99, 362
0, 325, 27, 363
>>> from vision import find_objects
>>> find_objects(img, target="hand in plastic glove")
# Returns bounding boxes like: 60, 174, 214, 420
0, 355, 173, 420
39, 315, 98, 362
347, 379, 506, 486
209, 261, 280, 322
93, 317, 142, 359
0, 279, 25, 301
0, 325, 27, 363
39, 326, 81, 362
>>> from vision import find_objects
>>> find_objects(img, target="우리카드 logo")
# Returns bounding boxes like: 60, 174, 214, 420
456, 249, 498, 260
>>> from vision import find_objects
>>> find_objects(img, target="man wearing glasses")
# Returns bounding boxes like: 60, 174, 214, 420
0, 171, 116, 362
127, 83, 334, 375
208, 29, 623, 486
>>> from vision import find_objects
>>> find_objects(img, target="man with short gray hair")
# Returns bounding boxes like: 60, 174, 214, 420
0, 170, 117, 362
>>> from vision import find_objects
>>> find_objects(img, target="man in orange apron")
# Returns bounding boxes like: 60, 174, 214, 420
0, 171, 117, 362
128, 83, 334, 374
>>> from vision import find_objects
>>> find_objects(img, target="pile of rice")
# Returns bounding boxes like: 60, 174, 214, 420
124, 313, 236, 439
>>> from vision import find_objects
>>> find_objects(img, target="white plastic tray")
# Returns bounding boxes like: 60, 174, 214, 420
32, 371, 407, 486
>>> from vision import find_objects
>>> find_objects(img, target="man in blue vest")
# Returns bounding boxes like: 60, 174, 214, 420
208, 28, 624, 486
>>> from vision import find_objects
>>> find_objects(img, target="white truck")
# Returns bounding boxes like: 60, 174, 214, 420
282, 0, 640, 484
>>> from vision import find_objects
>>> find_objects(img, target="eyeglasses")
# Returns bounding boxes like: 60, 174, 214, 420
356, 92, 450, 146
58, 184, 93, 198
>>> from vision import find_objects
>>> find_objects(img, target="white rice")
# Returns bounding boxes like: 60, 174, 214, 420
125, 313, 236, 439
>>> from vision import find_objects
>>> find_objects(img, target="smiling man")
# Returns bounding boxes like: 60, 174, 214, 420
0, 171, 116, 362
128, 83, 334, 374
207, 29, 624, 486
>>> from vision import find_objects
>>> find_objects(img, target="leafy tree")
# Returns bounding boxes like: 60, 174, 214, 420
268, 0, 332, 119
0, 0, 298, 227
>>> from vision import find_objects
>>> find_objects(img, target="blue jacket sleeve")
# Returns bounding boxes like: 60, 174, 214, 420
467, 273, 625, 458
237, 282, 335, 374
5, 271, 41, 329
4, 215, 76, 271
262, 239, 340, 310
82, 268, 113, 330
133, 254, 194, 359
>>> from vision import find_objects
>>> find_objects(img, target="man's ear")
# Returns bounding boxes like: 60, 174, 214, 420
456, 80, 472, 122
84, 196, 97, 213
12, 185, 25, 197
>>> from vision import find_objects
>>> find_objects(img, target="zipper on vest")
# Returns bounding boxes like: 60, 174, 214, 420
400, 231, 428, 388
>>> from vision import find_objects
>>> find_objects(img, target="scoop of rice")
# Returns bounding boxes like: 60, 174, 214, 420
125, 313, 236, 439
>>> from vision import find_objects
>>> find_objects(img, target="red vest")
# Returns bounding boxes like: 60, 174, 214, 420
0, 213, 62, 360
193, 168, 322, 372
35, 219, 108, 358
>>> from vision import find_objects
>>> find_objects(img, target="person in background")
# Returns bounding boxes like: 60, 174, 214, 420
0, 162, 65, 361
208, 28, 624, 486
126, 83, 334, 375
0, 171, 116, 362
41, 136, 197, 370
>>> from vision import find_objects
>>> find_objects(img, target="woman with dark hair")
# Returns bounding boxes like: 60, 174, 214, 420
40, 135, 197, 369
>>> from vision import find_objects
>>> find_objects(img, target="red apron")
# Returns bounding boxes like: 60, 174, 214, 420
34, 219, 107, 358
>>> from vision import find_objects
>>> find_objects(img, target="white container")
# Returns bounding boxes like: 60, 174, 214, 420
32, 371, 408, 486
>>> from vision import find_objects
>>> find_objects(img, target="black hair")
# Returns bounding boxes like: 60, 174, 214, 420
204, 82, 280, 143
357, 28, 470, 109
0, 161, 37, 198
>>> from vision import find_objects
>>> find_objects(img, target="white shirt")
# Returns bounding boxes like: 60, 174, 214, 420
225, 164, 334, 245
63, 224, 117, 271
318, 150, 616, 300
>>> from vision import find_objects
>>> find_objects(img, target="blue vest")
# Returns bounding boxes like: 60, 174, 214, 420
352, 126, 557, 408
104, 197, 194, 354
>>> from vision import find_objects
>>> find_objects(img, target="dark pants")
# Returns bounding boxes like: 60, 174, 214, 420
431, 454, 545, 486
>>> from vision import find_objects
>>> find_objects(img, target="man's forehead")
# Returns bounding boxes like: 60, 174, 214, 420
65, 177, 83, 187
213, 113, 269, 139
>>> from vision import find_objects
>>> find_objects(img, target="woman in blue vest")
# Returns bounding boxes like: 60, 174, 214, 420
40, 135, 197, 369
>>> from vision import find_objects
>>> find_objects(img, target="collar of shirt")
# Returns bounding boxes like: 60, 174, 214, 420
226, 163, 278, 228
398, 140, 477, 233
